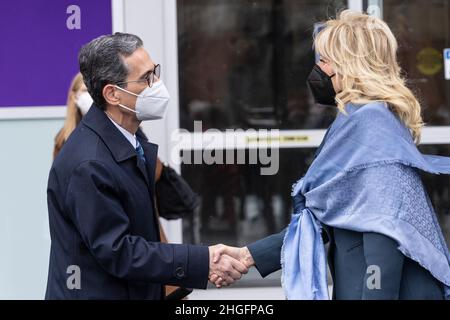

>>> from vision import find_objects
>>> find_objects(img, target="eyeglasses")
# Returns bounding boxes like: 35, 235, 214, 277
117, 64, 161, 88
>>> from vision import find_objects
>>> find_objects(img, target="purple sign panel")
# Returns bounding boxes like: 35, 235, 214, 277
0, 0, 112, 107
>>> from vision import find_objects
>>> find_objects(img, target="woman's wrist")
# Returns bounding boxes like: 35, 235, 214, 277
242, 246, 255, 268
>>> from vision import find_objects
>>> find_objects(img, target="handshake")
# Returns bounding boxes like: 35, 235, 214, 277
207, 244, 255, 288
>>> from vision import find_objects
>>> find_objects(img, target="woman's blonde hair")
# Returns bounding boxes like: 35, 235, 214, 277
53, 72, 84, 159
314, 10, 424, 143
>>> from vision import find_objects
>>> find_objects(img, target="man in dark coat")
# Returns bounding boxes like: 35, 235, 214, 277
46, 33, 247, 299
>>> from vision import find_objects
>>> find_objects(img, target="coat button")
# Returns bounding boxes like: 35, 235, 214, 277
175, 267, 185, 279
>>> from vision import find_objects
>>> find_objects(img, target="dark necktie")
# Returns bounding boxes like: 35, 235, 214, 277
136, 142, 146, 163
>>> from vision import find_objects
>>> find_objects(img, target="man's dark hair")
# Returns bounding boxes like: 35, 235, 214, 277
78, 32, 143, 110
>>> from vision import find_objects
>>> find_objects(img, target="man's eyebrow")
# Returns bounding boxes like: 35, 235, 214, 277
138, 66, 155, 79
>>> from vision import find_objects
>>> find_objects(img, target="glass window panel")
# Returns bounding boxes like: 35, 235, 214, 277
177, 0, 347, 131
383, 0, 450, 125
181, 145, 450, 286
181, 148, 319, 286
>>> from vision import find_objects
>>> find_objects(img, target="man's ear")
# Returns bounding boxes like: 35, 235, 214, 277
103, 84, 120, 105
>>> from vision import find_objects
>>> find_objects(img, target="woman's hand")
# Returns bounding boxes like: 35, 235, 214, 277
209, 245, 255, 288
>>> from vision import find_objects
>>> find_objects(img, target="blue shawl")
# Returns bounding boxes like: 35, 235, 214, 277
281, 101, 450, 300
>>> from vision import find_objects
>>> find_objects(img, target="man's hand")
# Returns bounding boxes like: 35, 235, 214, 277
209, 245, 255, 288
208, 244, 249, 288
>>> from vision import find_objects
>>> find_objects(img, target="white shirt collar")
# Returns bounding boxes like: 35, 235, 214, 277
105, 114, 138, 149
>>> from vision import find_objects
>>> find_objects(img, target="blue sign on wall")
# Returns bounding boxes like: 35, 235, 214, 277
445, 48, 450, 80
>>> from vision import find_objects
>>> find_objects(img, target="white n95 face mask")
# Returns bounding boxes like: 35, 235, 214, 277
76, 92, 94, 116
114, 80, 170, 121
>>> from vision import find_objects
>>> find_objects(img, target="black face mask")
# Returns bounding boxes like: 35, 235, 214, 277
307, 64, 337, 106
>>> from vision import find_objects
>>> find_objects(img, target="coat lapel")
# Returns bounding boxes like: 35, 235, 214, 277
83, 106, 159, 188
136, 158, 150, 186
139, 139, 158, 195
82, 105, 136, 163
82, 106, 161, 240
138, 138, 160, 240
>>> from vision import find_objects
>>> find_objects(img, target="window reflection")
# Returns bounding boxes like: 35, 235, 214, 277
177, 0, 346, 131
182, 148, 317, 246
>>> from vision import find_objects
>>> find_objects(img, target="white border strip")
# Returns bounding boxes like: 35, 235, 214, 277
174, 129, 323, 150
161, 0, 183, 244
112, 0, 125, 33
421, 127, 450, 145
174, 127, 450, 150
162, 0, 181, 169
0, 106, 67, 120
348, 0, 364, 12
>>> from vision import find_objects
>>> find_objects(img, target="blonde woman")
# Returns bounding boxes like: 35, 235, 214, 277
53, 73, 92, 158
211, 10, 450, 300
